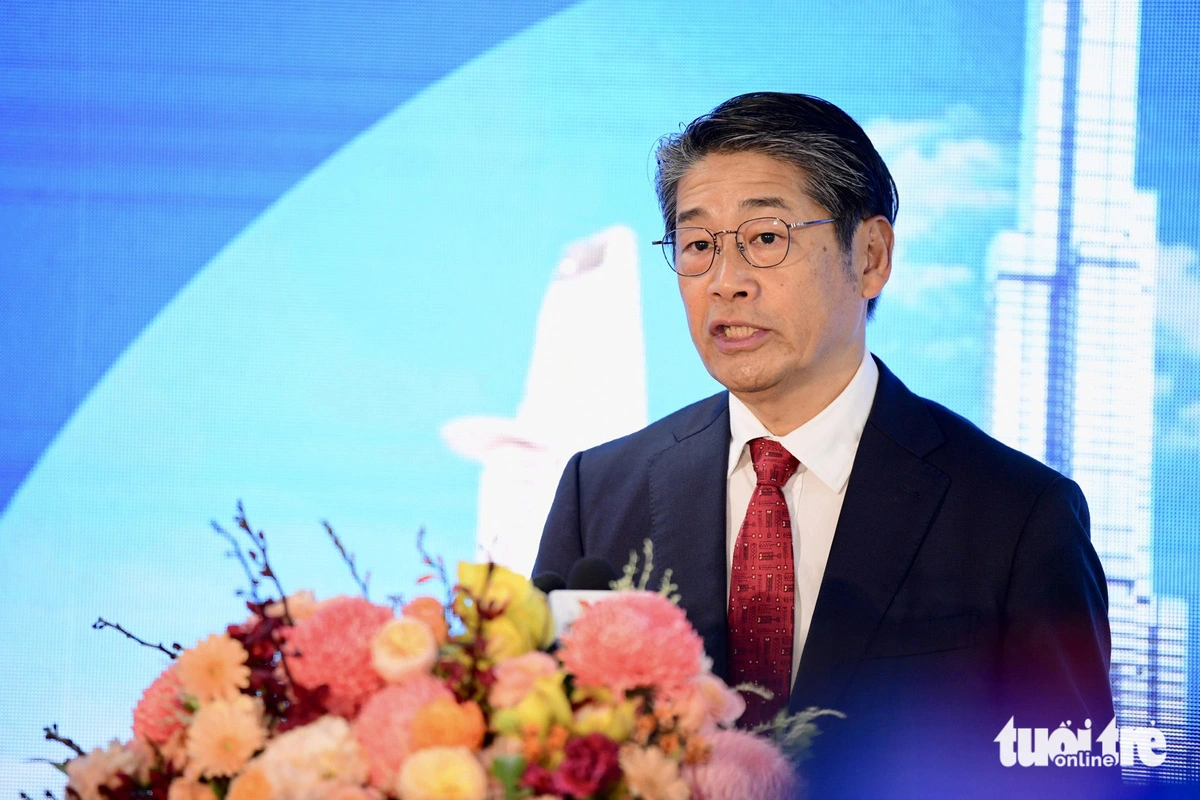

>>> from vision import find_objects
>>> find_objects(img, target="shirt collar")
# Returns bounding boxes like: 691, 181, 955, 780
726, 351, 880, 493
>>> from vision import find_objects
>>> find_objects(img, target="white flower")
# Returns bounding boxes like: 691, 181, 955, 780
255, 715, 370, 799
66, 739, 152, 800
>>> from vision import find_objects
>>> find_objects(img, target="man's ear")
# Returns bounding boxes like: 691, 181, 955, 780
859, 216, 894, 300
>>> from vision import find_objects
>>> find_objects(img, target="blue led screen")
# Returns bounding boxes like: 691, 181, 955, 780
2, 0, 1198, 790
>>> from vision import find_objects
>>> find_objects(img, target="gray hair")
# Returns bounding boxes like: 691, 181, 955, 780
654, 93, 898, 315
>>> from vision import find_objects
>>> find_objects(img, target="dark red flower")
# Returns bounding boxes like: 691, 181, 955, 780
551, 733, 621, 799
520, 762, 557, 795
277, 682, 330, 732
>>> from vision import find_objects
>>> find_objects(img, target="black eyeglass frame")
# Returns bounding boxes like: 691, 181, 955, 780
652, 216, 838, 276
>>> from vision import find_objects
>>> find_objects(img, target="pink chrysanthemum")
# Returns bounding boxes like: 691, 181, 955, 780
286, 596, 394, 717
683, 729, 798, 800
133, 664, 188, 744
352, 675, 453, 789
558, 592, 704, 697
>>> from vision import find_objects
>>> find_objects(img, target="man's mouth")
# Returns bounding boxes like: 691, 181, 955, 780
719, 325, 762, 340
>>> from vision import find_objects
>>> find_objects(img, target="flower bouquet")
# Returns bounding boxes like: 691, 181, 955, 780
30, 504, 839, 800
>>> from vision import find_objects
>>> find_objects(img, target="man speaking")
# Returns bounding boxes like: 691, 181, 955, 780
534, 93, 1115, 797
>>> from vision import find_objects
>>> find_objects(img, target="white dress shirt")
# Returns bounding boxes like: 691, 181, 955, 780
726, 351, 880, 683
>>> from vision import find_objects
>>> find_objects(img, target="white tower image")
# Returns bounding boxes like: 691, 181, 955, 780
442, 226, 648, 576
988, 0, 1191, 782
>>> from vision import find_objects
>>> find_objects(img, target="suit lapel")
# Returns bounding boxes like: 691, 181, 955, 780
791, 360, 950, 712
647, 394, 731, 680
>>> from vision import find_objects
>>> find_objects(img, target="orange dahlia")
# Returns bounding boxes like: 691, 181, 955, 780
409, 698, 486, 751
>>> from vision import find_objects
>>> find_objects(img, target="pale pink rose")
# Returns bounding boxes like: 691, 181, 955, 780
659, 673, 746, 735
488, 651, 559, 709
692, 673, 746, 728
265, 589, 321, 622
666, 685, 710, 736
370, 617, 439, 684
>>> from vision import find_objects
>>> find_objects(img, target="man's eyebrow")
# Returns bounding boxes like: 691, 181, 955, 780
740, 196, 791, 213
675, 196, 793, 226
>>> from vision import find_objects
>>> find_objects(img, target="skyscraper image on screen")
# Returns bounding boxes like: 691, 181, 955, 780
988, 0, 1191, 783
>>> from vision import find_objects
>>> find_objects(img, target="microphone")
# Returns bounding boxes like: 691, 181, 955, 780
566, 556, 619, 591
531, 571, 566, 594
550, 557, 620, 638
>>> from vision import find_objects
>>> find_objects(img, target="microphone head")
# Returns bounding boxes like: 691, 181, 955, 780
566, 556, 618, 591
531, 571, 567, 594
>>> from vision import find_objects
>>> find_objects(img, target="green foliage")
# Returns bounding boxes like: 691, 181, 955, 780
755, 706, 847, 763
612, 539, 681, 603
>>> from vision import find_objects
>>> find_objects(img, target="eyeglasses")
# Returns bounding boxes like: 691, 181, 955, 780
653, 216, 837, 276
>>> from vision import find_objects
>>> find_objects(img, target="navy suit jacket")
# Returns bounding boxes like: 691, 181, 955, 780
534, 358, 1117, 798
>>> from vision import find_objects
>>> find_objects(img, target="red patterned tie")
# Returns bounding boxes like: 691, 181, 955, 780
728, 437, 800, 727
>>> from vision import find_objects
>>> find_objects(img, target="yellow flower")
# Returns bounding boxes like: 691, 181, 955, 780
510, 589, 554, 651
176, 634, 251, 703
454, 563, 553, 654
490, 673, 572, 738
372, 617, 439, 683
455, 563, 526, 613
573, 699, 637, 742
184, 695, 267, 779
482, 616, 532, 660
395, 746, 487, 800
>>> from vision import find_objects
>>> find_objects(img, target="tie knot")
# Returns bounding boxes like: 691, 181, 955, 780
748, 438, 799, 487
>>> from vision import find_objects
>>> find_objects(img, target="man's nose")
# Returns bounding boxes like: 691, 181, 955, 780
707, 233, 755, 297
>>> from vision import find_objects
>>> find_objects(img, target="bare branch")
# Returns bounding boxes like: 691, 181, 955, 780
91, 618, 180, 660
322, 520, 370, 599
43, 724, 85, 757
235, 501, 291, 625
212, 518, 263, 603
416, 527, 452, 609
